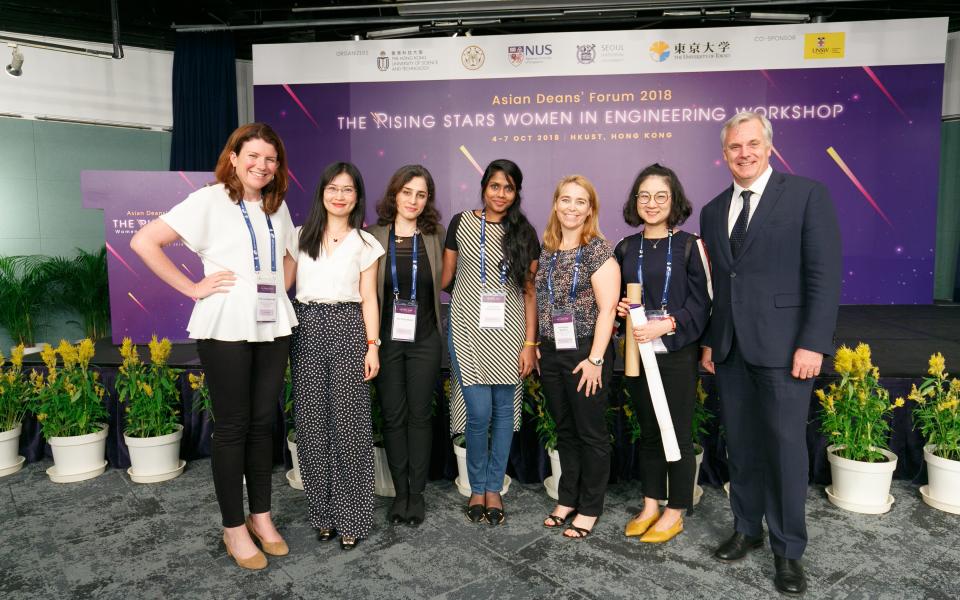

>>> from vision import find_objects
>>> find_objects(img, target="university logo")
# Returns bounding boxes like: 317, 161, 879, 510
576, 44, 596, 64
804, 32, 845, 59
649, 40, 671, 62
461, 45, 485, 70
508, 46, 524, 66
376, 51, 389, 71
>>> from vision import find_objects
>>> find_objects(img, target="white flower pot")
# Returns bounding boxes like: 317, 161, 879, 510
0, 423, 25, 477
826, 444, 897, 514
374, 443, 396, 497
921, 444, 960, 514
660, 444, 705, 506
124, 424, 185, 482
47, 424, 109, 483
286, 431, 303, 490
544, 448, 561, 499
452, 438, 511, 498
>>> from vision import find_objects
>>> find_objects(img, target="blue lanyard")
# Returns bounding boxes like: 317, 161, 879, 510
479, 210, 508, 287
637, 229, 672, 310
238, 201, 276, 273
389, 227, 418, 302
547, 245, 583, 307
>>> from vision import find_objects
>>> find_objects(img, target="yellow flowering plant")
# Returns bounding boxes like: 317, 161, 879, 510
909, 353, 960, 461
115, 336, 182, 438
0, 344, 31, 430
691, 378, 714, 448
817, 343, 899, 463
32, 339, 108, 438
521, 376, 557, 451
188, 371, 213, 422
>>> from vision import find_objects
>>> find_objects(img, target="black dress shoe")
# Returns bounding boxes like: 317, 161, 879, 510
406, 493, 425, 527
388, 495, 408, 524
316, 528, 337, 542
774, 555, 807, 595
714, 531, 764, 562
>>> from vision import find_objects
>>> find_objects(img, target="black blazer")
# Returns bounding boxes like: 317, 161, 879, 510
615, 229, 711, 351
699, 170, 842, 367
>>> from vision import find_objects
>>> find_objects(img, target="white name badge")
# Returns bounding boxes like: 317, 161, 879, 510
479, 292, 507, 329
628, 304, 668, 354
551, 309, 578, 350
256, 273, 278, 323
392, 300, 418, 342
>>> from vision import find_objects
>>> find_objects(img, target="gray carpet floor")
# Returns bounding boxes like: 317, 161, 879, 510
1, 459, 958, 600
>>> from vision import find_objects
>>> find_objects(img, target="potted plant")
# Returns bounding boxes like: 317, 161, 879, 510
909, 352, 960, 514
450, 378, 512, 498
369, 385, 396, 497
45, 247, 110, 340
817, 343, 900, 513
275, 365, 304, 491
34, 340, 109, 482
116, 336, 185, 483
0, 255, 54, 350
522, 376, 560, 499
0, 344, 30, 476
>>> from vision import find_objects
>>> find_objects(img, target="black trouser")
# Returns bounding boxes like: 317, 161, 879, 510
539, 339, 614, 517
374, 325, 442, 497
197, 336, 290, 528
625, 342, 698, 510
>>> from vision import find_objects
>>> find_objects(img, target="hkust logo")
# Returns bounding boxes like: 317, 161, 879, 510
377, 51, 389, 71
649, 41, 671, 62
804, 32, 845, 59
507, 44, 553, 66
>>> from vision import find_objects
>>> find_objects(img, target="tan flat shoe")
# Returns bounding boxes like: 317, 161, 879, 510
624, 512, 660, 537
639, 517, 684, 543
245, 516, 289, 556
224, 533, 268, 570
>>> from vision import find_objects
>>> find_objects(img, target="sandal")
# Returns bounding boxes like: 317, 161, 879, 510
465, 504, 487, 523
316, 528, 336, 542
340, 536, 358, 551
543, 511, 576, 529
564, 524, 593, 539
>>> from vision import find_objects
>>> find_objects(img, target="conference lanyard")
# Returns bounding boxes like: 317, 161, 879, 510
238, 200, 276, 274
479, 210, 509, 288
547, 245, 583, 308
637, 229, 672, 311
389, 227, 419, 301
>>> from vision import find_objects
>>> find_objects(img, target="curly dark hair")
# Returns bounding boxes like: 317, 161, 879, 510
622, 163, 693, 229
375, 164, 441, 234
480, 159, 538, 289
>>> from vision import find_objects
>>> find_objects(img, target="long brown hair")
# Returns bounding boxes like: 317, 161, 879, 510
375, 164, 441, 234
213, 122, 288, 215
542, 174, 603, 252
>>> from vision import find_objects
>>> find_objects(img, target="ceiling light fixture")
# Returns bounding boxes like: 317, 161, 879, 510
6, 44, 23, 77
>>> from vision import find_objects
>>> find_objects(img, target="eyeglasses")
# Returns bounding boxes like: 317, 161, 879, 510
636, 192, 670, 205
325, 185, 356, 197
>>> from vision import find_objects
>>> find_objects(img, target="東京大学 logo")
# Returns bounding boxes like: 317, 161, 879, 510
649, 41, 671, 62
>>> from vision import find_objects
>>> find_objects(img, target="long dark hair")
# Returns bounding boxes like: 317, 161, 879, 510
480, 159, 538, 289
299, 162, 367, 260
375, 164, 441, 234
622, 163, 693, 228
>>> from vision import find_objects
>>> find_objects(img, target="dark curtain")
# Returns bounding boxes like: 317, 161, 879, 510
169, 32, 238, 171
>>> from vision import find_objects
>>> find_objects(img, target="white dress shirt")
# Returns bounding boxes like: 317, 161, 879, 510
727, 165, 774, 236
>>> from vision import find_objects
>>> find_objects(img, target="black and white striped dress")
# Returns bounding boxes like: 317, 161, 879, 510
447, 210, 532, 435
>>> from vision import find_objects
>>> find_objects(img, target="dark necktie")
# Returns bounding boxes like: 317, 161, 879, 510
730, 189, 753, 258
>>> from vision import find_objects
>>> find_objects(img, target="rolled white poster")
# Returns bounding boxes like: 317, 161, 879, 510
627, 304, 681, 462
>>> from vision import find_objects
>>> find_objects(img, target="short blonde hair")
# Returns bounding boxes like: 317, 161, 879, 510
542, 174, 604, 252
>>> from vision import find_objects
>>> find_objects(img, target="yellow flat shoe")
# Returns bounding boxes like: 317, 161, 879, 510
624, 512, 660, 537
245, 516, 289, 557
639, 517, 684, 543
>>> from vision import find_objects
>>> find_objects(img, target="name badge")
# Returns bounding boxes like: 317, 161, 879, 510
551, 309, 578, 350
256, 273, 278, 323
392, 300, 418, 342
644, 309, 670, 354
479, 292, 506, 329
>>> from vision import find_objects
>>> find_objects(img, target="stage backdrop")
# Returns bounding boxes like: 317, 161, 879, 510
84, 18, 947, 343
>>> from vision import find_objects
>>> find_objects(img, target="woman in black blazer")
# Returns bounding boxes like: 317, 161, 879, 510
614, 163, 711, 543
366, 165, 445, 527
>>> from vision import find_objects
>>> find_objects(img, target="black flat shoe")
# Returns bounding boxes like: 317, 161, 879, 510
406, 493, 425, 527
485, 506, 505, 526
714, 531, 764, 562
316, 528, 337, 542
389, 495, 408, 525
466, 503, 486, 523
774, 555, 807, 595
340, 536, 358, 551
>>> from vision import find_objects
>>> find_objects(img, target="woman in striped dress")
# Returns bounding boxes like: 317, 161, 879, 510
441, 158, 540, 526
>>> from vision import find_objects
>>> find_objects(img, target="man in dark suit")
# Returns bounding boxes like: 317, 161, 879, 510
699, 112, 841, 595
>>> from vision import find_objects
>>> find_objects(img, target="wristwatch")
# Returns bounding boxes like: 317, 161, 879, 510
367, 338, 382, 347
588, 356, 604, 366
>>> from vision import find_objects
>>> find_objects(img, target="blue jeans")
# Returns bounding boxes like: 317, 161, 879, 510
448, 327, 515, 495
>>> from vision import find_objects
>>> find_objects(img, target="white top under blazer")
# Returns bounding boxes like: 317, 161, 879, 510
294, 228, 384, 303
161, 183, 298, 341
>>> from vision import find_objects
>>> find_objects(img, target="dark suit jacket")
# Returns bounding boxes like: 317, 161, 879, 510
365, 222, 446, 335
699, 170, 842, 367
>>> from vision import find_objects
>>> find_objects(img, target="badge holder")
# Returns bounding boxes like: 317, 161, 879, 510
479, 292, 506, 329
551, 309, 578, 350
256, 273, 278, 323
392, 299, 418, 342
643, 309, 670, 354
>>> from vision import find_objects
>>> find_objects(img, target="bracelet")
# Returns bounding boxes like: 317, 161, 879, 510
523, 340, 540, 347
668, 316, 677, 333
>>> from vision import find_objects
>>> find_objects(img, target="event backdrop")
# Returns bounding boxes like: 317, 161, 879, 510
84, 18, 947, 343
